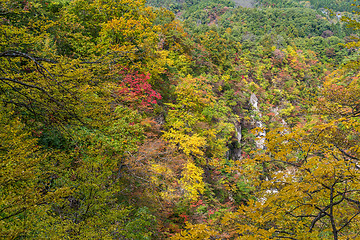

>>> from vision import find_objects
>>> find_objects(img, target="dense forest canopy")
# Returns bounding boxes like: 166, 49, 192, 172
1, 0, 360, 239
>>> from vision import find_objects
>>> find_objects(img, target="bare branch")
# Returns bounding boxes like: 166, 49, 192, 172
335, 144, 359, 161
0, 208, 26, 221
338, 211, 360, 233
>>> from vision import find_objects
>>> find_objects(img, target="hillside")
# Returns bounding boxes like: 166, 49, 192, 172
1, 0, 360, 239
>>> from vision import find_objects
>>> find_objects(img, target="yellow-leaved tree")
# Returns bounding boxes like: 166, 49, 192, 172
0, 0, 188, 239
173, 68, 360, 240
0, 108, 43, 238
163, 75, 234, 201
216, 41, 360, 240
172, 3, 360, 239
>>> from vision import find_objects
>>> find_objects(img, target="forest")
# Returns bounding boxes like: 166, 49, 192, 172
1, 0, 360, 239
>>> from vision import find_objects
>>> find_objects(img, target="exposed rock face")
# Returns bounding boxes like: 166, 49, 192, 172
233, 122, 242, 159
228, 95, 290, 159
250, 93, 266, 150
249, 93, 259, 110
226, 121, 242, 160
232, 0, 255, 8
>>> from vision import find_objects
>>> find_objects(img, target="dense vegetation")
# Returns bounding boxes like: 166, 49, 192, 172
257, 0, 357, 12
1, 0, 360, 239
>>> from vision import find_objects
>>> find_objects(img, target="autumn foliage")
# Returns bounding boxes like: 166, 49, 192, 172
116, 68, 162, 110
2, 0, 360, 239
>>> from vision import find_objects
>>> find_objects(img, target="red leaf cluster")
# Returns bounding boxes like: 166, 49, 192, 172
116, 68, 162, 110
